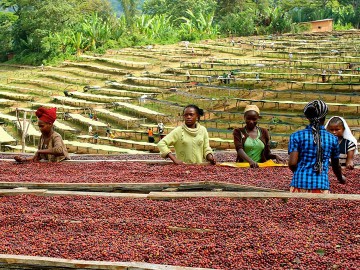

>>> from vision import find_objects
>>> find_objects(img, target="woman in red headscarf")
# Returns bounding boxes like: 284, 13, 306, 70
14, 107, 70, 163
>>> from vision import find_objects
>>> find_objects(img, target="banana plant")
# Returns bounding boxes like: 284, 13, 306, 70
134, 14, 175, 40
148, 15, 174, 39
135, 14, 155, 35
112, 15, 127, 40
81, 13, 100, 50
70, 32, 84, 56
50, 32, 69, 53
177, 16, 194, 34
80, 13, 112, 50
178, 9, 217, 36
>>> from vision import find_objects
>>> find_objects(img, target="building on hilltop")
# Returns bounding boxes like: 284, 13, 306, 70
307, 19, 333, 33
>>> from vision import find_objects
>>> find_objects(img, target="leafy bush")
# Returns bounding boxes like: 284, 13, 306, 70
10, 52, 46, 65
267, 7, 292, 34
334, 23, 354, 31
0, 54, 8, 62
219, 12, 256, 36
295, 23, 311, 33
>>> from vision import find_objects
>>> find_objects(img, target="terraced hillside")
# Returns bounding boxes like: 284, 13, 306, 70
1, 30, 360, 155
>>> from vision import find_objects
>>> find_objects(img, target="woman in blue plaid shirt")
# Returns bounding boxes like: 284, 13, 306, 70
288, 100, 345, 193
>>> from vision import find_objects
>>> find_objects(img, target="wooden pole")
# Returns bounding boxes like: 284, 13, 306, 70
148, 191, 360, 201
0, 254, 214, 270
22, 111, 27, 152
16, 109, 34, 153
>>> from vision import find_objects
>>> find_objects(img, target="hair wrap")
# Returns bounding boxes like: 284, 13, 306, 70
325, 116, 358, 155
244, 105, 260, 115
35, 107, 57, 124
303, 100, 328, 174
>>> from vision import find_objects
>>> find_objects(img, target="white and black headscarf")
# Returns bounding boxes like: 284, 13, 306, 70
325, 116, 358, 155
304, 100, 329, 174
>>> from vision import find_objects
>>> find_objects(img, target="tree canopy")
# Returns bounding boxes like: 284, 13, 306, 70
0, 0, 358, 64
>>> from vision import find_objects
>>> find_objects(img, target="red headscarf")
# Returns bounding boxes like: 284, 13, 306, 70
35, 107, 57, 124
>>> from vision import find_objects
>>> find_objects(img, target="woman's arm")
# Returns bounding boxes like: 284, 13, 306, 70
15, 135, 46, 162
35, 134, 66, 157
346, 149, 355, 170
288, 151, 299, 172
288, 132, 300, 172
331, 157, 346, 184
50, 134, 67, 155
167, 152, 184, 165
14, 155, 33, 163
15, 151, 43, 163
262, 128, 285, 163
233, 128, 244, 152
206, 153, 216, 165
237, 149, 258, 168
330, 139, 345, 183
157, 127, 183, 165
203, 128, 215, 165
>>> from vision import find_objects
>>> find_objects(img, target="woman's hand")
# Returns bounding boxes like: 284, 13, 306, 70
14, 156, 24, 163
339, 175, 346, 184
206, 153, 216, 165
275, 155, 286, 164
173, 159, 184, 165
249, 161, 259, 168
167, 153, 184, 165
237, 149, 258, 168
346, 160, 354, 170
32, 152, 41, 162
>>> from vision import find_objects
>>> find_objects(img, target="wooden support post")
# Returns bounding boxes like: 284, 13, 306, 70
16, 109, 33, 153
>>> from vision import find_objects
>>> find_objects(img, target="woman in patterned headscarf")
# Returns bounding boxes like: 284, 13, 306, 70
288, 100, 345, 193
14, 107, 70, 163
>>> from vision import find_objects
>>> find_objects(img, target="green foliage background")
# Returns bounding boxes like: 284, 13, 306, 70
0, 0, 358, 64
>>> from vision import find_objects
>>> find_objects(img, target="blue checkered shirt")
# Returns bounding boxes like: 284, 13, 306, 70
288, 125, 339, 190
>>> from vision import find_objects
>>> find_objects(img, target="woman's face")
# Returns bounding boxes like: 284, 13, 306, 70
327, 122, 345, 138
38, 120, 53, 134
183, 107, 198, 128
244, 110, 259, 130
